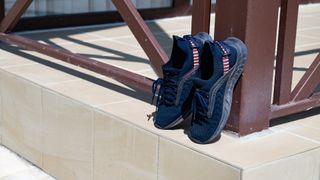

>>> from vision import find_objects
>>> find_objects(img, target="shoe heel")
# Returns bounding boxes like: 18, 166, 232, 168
224, 37, 248, 66
194, 32, 213, 43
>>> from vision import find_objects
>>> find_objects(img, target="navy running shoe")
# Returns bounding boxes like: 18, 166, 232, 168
189, 37, 247, 144
152, 32, 212, 129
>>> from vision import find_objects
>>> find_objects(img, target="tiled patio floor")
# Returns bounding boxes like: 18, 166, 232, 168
0, 3, 319, 180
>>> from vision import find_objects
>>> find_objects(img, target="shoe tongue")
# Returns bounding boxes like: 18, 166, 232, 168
170, 36, 193, 71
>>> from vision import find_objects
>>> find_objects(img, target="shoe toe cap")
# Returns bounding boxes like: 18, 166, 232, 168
154, 106, 182, 129
189, 123, 220, 144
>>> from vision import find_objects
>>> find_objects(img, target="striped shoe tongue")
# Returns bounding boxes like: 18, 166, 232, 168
215, 41, 230, 75
189, 40, 199, 67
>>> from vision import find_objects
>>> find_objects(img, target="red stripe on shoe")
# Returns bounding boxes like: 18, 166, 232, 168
189, 40, 200, 67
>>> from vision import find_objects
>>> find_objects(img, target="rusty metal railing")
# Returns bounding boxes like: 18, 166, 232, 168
215, 0, 320, 135
0, 0, 319, 136
271, 0, 320, 119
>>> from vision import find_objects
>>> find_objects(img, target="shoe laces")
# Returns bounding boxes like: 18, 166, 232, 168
152, 76, 178, 107
192, 89, 209, 125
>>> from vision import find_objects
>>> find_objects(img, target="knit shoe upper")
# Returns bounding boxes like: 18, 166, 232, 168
152, 32, 212, 129
189, 37, 247, 144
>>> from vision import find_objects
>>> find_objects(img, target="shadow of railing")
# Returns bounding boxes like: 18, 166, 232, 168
0, 44, 152, 103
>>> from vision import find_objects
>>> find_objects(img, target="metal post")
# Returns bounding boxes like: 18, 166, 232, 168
191, 0, 211, 35
0, 0, 4, 22
273, 0, 299, 105
215, 0, 279, 135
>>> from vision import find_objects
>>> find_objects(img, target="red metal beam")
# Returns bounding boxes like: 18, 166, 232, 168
0, 0, 32, 32
215, 0, 279, 135
191, 0, 211, 35
291, 53, 320, 101
111, 0, 168, 77
0, 33, 154, 93
271, 93, 320, 119
273, 0, 299, 105
0, 0, 4, 22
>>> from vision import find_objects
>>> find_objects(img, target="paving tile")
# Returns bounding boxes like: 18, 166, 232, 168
42, 90, 93, 180
299, 4, 320, 14
3, 64, 78, 86
21, 30, 95, 45
114, 34, 173, 50
271, 117, 320, 142
80, 24, 134, 39
96, 98, 160, 135
295, 113, 320, 128
297, 16, 320, 28
146, 20, 188, 33
0, 47, 38, 68
62, 39, 140, 55
298, 29, 320, 40
91, 51, 153, 73
46, 79, 137, 107
166, 17, 192, 29
94, 111, 158, 180
211, 131, 320, 168
158, 138, 240, 180
0, 72, 42, 167
295, 35, 320, 50
242, 148, 320, 180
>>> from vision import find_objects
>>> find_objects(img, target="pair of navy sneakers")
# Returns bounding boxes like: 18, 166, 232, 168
152, 32, 247, 144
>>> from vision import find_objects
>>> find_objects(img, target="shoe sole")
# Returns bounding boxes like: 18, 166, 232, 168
155, 110, 192, 129
190, 37, 247, 144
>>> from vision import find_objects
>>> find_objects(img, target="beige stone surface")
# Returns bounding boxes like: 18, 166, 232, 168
242, 148, 320, 180
90, 52, 154, 74
21, 29, 95, 45
94, 111, 158, 180
0, 46, 38, 68
42, 90, 93, 180
98, 98, 320, 169
158, 138, 240, 180
146, 20, 190, 34
79, 24, 134, 39
3, 64, 78, 86
0, 72, 43, 167
271, 114, 320, 143
47, 79, 136, 107
209, 131, 319, 168
61, 39, 140, 56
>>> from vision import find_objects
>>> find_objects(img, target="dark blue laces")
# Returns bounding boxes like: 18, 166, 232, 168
152, 76, 178, 107
192, 90, 209, 125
